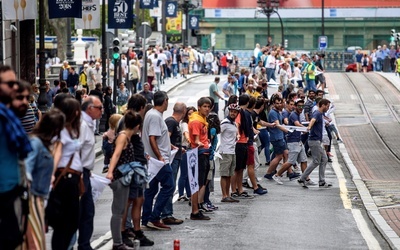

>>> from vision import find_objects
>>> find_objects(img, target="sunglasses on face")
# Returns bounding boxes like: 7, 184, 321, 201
1, 81, 19, 88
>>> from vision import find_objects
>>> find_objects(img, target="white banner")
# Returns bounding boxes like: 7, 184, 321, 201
187, 147, 199, 195
2, 0, 37, 20
147, 157, 165, 183
75, 0, 100, 29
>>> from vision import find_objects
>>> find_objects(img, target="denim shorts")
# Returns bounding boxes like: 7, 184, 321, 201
271, 139, 287, 155
129, 184, 144, 199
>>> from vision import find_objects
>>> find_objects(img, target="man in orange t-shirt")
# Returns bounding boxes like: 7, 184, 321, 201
188, 97, 212, 220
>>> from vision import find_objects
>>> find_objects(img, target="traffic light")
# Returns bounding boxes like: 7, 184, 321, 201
119, 33, 129, 53
112, 38, 120, 60
284, 39, 288, 48
391, 29, 396, 37
396, 33, 400, 42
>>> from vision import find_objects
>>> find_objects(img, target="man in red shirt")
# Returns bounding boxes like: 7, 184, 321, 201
188, 97, 212, 220
220, 53, 228, 75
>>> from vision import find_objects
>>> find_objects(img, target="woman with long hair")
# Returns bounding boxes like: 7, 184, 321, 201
177, 106, 197, 202
47, 98, 83, 250
106, 111, 143, 250
24, 109, 66, 250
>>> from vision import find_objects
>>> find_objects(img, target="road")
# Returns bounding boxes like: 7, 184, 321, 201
47, 75, 390, 249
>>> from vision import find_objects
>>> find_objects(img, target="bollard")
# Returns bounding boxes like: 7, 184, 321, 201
173, 239, 180, 250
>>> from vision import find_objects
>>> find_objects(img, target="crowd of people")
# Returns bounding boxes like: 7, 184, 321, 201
0, 41, 346, 250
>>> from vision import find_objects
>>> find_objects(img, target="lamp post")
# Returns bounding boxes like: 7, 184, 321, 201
66, 18, 75, 65
178, 0, 197, 47
37, 0, 47, 112
101, 0, 107, 87
256, 0, 282, 46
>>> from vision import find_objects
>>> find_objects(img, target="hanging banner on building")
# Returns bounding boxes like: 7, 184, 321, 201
2, 0, 37, 20
166, 11, 182, 44
186, 147, 199, 195
189, 15, 199, 30
153, 0, 159, 8
140, 0, 154, 9
48, 0, 82, 19
108, 0, 133, 29
165, 1, 177, 18
75, 0, 100, 30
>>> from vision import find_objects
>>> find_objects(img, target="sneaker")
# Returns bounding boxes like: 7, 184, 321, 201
288, 172, 301, 181
253, 187, 268, 195
102, 165, 109, 173
238, 191, 255, 199
305, 179, 317, 186
221, 197, 240, 203
337, 139, 343, 143
133, 230, 154, 247
328, 157, 333, 163
146, 221, 171, 231
190, 211, 211, 220
199, 203, 214, 213
242, 181, 252, 189
121, 234, 133, 248
257, 184, 267, 190
206, 202, 218, 211
265, 161, 271, 166
264, 173, 274, 180
319, 182, 332, 188
122, 228, 135, 239
162, 216, 184, 225
112, 244, 134, 250
272, 175, 283, 185
297, 179, 308, 188
231, 192, 239, 198
177, 195, 189, 202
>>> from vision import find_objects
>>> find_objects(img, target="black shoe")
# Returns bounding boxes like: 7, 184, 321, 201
257, 184, 267, 190
328, 157, 333, 163
190, 211, 210, 220
133, 230, 154, 246
122, 235, 133, 248
112, 244, 134, 250
242, 181, 251, 189
265, 161, 270, 166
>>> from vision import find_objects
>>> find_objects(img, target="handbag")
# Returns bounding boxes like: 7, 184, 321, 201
45, 155, 75, 229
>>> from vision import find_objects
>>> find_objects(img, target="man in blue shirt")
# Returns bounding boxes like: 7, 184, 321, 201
298, 98, 331, 188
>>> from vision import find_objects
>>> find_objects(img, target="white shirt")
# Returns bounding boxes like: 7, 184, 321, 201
79, 112, 95, 170
58, 128, 82, 172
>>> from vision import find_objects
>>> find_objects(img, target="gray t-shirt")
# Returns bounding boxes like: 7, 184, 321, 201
219, 118, 237, 154
142, 108, 171, 164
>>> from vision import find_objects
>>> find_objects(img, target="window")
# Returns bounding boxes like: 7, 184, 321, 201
284, 35, 304, 49
226, 34, 245, 50
254, 34, 274, 46
343, 35, 364, 48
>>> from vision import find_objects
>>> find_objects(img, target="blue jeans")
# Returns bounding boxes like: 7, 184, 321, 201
178, 152, 191, 197
78, 169, 95, 250
376, 58, 383, 71
304, 79, 316, 93
258, 129, 271, 163
206, 63, 212, 74
68, 86, 76, 96
222, 66, 227, 75
172, 64, 178, 77
161, 159, 180, 219
142, 164, 174, 225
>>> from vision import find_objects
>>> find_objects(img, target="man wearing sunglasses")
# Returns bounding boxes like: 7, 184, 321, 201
0, 65, 32, 249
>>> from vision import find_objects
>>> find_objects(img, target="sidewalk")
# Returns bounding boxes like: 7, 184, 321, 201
331, 71, 400, 249
94, 73, 202, 157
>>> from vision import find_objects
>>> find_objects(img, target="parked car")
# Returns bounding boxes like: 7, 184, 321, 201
345, 63, 373, 72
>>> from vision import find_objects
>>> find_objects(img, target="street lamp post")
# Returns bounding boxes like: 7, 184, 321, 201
37, 0, 47, 112
178, 0, 197, 47
256, 0, 282, 46
66, 18, 76, 65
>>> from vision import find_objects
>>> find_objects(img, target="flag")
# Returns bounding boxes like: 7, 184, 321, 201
140, 0, 153, 9
108, 0, 134, 29
165, 1, 177, 18
186, 147, 199, 194
189, 15, 199, 30
75, 0, 101, 30
2, 0, 37, 20
48, 0, 82, 19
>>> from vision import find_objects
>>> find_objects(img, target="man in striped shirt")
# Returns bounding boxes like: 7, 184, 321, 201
10, 81, 38, 133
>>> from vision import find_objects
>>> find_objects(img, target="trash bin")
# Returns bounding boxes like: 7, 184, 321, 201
383, 57, 391, 72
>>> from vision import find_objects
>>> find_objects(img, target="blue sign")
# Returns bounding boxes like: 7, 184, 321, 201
140, 0, 153, 9
108, 0, 133, 29
330, 9, 337, 17
166, 1, 177, 17
189, 15, 199, 30
48, 0, 82, 19
318, 36, 328, 50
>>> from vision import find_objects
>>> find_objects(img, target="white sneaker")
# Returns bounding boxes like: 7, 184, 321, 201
306, 179, 317, 186
272, 175, 283, 185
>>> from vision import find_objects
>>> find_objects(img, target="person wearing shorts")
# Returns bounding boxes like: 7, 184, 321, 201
180, 47, 189, 78
188, 97, 212, 220
272, 99, 309, 185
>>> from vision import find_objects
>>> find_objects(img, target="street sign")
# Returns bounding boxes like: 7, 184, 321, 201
318, 35, 328, 51
138, 24, 152, 39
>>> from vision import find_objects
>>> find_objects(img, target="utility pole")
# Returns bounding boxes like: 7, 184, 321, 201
101, 0, 107, 87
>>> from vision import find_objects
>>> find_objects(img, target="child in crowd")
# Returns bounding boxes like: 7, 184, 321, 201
102, 114, 123, 173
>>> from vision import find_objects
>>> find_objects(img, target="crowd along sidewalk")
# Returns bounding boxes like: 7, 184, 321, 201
94, 74, 202, 157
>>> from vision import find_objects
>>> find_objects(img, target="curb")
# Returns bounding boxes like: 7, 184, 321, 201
332, 73, 400, 250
